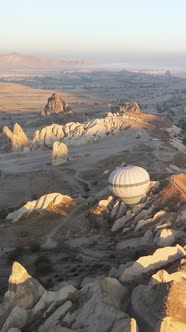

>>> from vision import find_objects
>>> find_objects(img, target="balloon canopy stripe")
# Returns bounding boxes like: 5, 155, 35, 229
108, 179, 149, 188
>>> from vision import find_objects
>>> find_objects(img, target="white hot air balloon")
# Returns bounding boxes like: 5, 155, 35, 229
108, 165, 150, 206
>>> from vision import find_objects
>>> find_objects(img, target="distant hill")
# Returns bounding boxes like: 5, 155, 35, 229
0, 52, 93, 71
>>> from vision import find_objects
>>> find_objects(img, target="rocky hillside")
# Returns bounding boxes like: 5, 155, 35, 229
0, 174, 185, 332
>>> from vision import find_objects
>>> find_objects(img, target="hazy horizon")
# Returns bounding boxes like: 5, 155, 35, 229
0, 50, 186, 73
1, 0, 186, 71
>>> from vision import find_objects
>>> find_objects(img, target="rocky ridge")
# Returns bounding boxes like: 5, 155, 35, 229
33, 112, 131, 148
2, 112, 132, 152
2, 102, 176, 154
0, 263, 138, 332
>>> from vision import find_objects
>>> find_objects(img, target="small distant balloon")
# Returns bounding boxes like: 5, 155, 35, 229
108, 165, 150, 205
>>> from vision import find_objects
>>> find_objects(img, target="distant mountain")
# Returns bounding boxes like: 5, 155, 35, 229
0, 52, 93, 71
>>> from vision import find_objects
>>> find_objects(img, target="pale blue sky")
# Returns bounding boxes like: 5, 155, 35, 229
1, 0, 186, 56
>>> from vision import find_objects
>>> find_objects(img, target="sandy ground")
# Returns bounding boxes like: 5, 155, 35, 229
0, 83, 55, 113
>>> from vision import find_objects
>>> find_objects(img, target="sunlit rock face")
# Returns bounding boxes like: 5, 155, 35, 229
0, 264, 140, 332
0, 260, 78, 332
58, 277, 138, 332
131, 268, 186, 332
3, 123, 30, 151
119, 245, 185, 282
155, 317, 186, 332
6, 192, 73, 223
42, 93, 72, 116
109, 101, 141, 115
51, 141, 68, 166
7, 261, 45, 309
32, 114, 131, 148
0, 262, 45, 330
119, 101, 141, 114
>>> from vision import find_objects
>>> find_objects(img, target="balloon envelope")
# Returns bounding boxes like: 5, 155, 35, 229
108, 165, 150, 205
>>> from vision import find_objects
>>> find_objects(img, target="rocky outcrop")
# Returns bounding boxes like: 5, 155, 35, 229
0, 171, 185, 332
154, 228, 176, 247
155, 317, 186, 332
33, 122, 81, 148
0, 264, 138, 332
51, 141, 68, 166
39, 301, 73, 332
57, 277, 138, 332
3, 123, 30, 151
110, 101, 141, 114
164, 125, 186, 152
32, 114, 131, 148
116, 230, 153, 250
119, 245, 185, 282
131, 268, 186, 331
0, 262, 45, 330
42, 93, 72, 116
91, 175, 186, 244
119, 101, 141, 114
6, 192, 73, 222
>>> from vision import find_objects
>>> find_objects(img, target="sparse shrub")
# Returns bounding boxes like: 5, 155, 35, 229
34, 255, 53, 275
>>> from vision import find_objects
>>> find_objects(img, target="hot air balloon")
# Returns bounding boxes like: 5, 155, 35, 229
108, 165, 150, 206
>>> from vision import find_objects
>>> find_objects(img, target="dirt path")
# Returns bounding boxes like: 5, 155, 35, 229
42, 168, 95, 248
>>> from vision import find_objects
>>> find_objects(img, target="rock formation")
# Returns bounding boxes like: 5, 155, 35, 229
119, 244, 185, 282
119, 101, 141, 114
0, 173, 186, 331
59, 277, 138, 332
0, 261, 45, 331
110, 101, 141, 114
42, 93, 72, 116
33, 113, 131, 148
131, 268, 186, 331
0, 264, 138, 332
6, 192, 73, 223
3, 123, 30, 152
51, 141, 68, 166
90, 174, 186, 240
